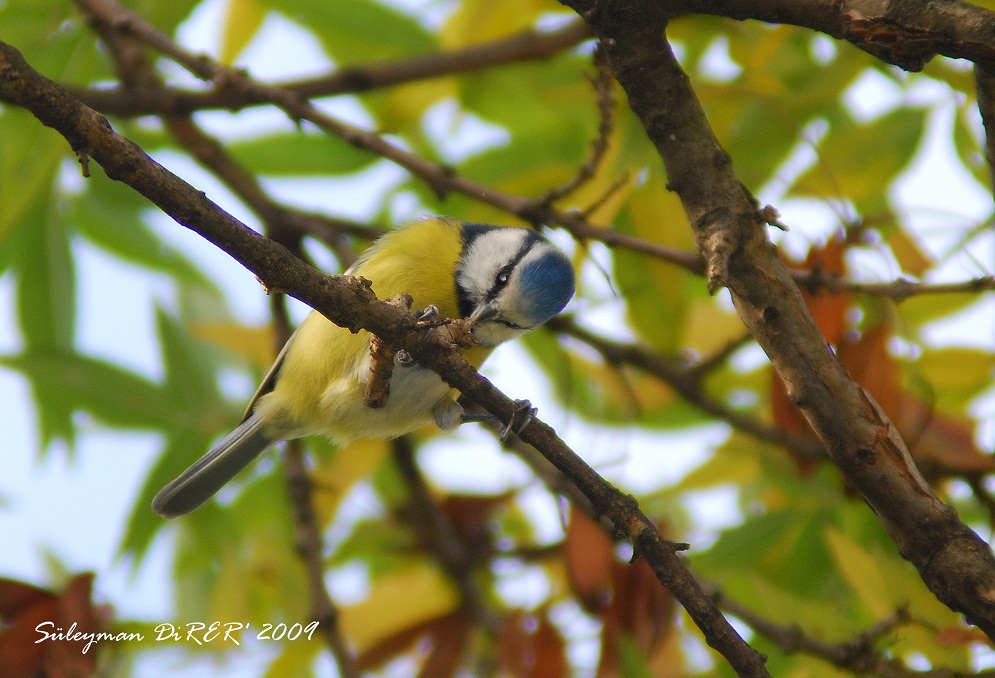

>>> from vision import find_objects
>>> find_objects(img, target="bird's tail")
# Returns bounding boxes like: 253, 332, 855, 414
152, 413, 272, 518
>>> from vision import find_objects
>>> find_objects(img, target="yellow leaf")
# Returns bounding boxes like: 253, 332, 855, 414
210, 546, 252, 621
310, 438, 390, 527
824, 527, 895, 618
916, 348, 995, 394
681, 300, 746, 356
441, 0, 561, 48
674, 443, 761, 493
263, 640, 321, 678
886, 228, 933, 277
220, 0, 268, 65
339, 563, 459, 654
191, 321, 274, 370
369, 80, 455, 133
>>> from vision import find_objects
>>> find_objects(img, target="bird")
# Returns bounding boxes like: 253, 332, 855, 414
152, 217, 575, 518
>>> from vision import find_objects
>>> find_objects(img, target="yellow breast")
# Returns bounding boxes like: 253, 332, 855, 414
254, 218, 492, 443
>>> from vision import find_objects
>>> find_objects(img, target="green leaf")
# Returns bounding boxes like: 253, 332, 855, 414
823, 526, 896, 618
263, 641, 322, 678
617, 633, 655, 678
67, 175, 214, 287
614, 176, 697, 353
793, 106, 927, 212
13, 190, 75, 352
0, 1, 109, 86
900, 292, 984, 327
329, 518, 416, 577
127, 0, 200, 39
158, 307, 230, 425
267, 0, 434, 64
0, 111, 66, 257
120, 430, 215, 562
227, 132, 377, 176
0, 350, 175, 429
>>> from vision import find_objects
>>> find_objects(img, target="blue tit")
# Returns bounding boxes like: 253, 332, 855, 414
152, 217, 575, 518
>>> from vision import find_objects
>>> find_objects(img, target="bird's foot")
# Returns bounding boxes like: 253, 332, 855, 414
414, 305, 440, 322
499, 399, 537, 441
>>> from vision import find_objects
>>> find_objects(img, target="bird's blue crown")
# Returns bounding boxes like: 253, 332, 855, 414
519, 251, 575, 325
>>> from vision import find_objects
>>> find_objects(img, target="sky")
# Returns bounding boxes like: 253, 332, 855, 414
0, 0, 993, 675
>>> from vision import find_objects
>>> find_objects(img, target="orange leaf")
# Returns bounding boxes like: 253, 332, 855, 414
0, 573, 104, 678
565, 505, 615, 612
597, 558, 675, 677
532, 615, 568, 678
417, 613, 471, 678
439, 493, 513, 544
837, 322, 900, 422
498, 610, 568, 678
786, 239, 852, 345
356, 612, 463, 672
0, 582, 56, 678
499, 610, 532, 677
936, 625, 993, 648
898, 395, 995, 479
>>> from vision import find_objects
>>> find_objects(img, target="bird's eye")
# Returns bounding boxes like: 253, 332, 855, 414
497, 272, 509, 286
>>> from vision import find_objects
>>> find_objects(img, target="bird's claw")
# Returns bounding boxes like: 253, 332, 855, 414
414, 305, 440, 322
499, 399, 537, 441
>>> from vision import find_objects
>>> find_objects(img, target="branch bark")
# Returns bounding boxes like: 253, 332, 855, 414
680, 0, 995, 72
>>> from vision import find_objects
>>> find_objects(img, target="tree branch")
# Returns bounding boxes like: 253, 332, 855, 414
975, 64, 995, 201
712, 586, 995, 678
680, 0, 995, 72
560, 0, 995, 643
62, 19, 591, 117
547, 316, 825, 459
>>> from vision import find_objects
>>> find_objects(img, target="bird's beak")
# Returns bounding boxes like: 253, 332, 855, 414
468, 302, 498, 327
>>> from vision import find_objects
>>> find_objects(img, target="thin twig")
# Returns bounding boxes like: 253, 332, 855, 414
534, 42, 616, 207
63, 20, 593, 116
712, 585, 995, 678
548, 316, 825, 459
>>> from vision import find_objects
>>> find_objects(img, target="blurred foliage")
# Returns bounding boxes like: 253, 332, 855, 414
1, 0, 994, 676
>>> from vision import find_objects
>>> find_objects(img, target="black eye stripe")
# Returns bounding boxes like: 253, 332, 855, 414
486, 238, 537, 300
455, 225, 545, 318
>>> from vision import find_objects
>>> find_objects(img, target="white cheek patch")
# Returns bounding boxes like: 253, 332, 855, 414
457, 228, 529, 301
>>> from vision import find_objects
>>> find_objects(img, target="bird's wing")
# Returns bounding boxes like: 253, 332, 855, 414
241, 325, 300, 423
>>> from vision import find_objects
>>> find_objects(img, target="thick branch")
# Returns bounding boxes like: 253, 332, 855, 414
681, 0, 995, 72
561, 0, 995, 644
976, 64, 995, 200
